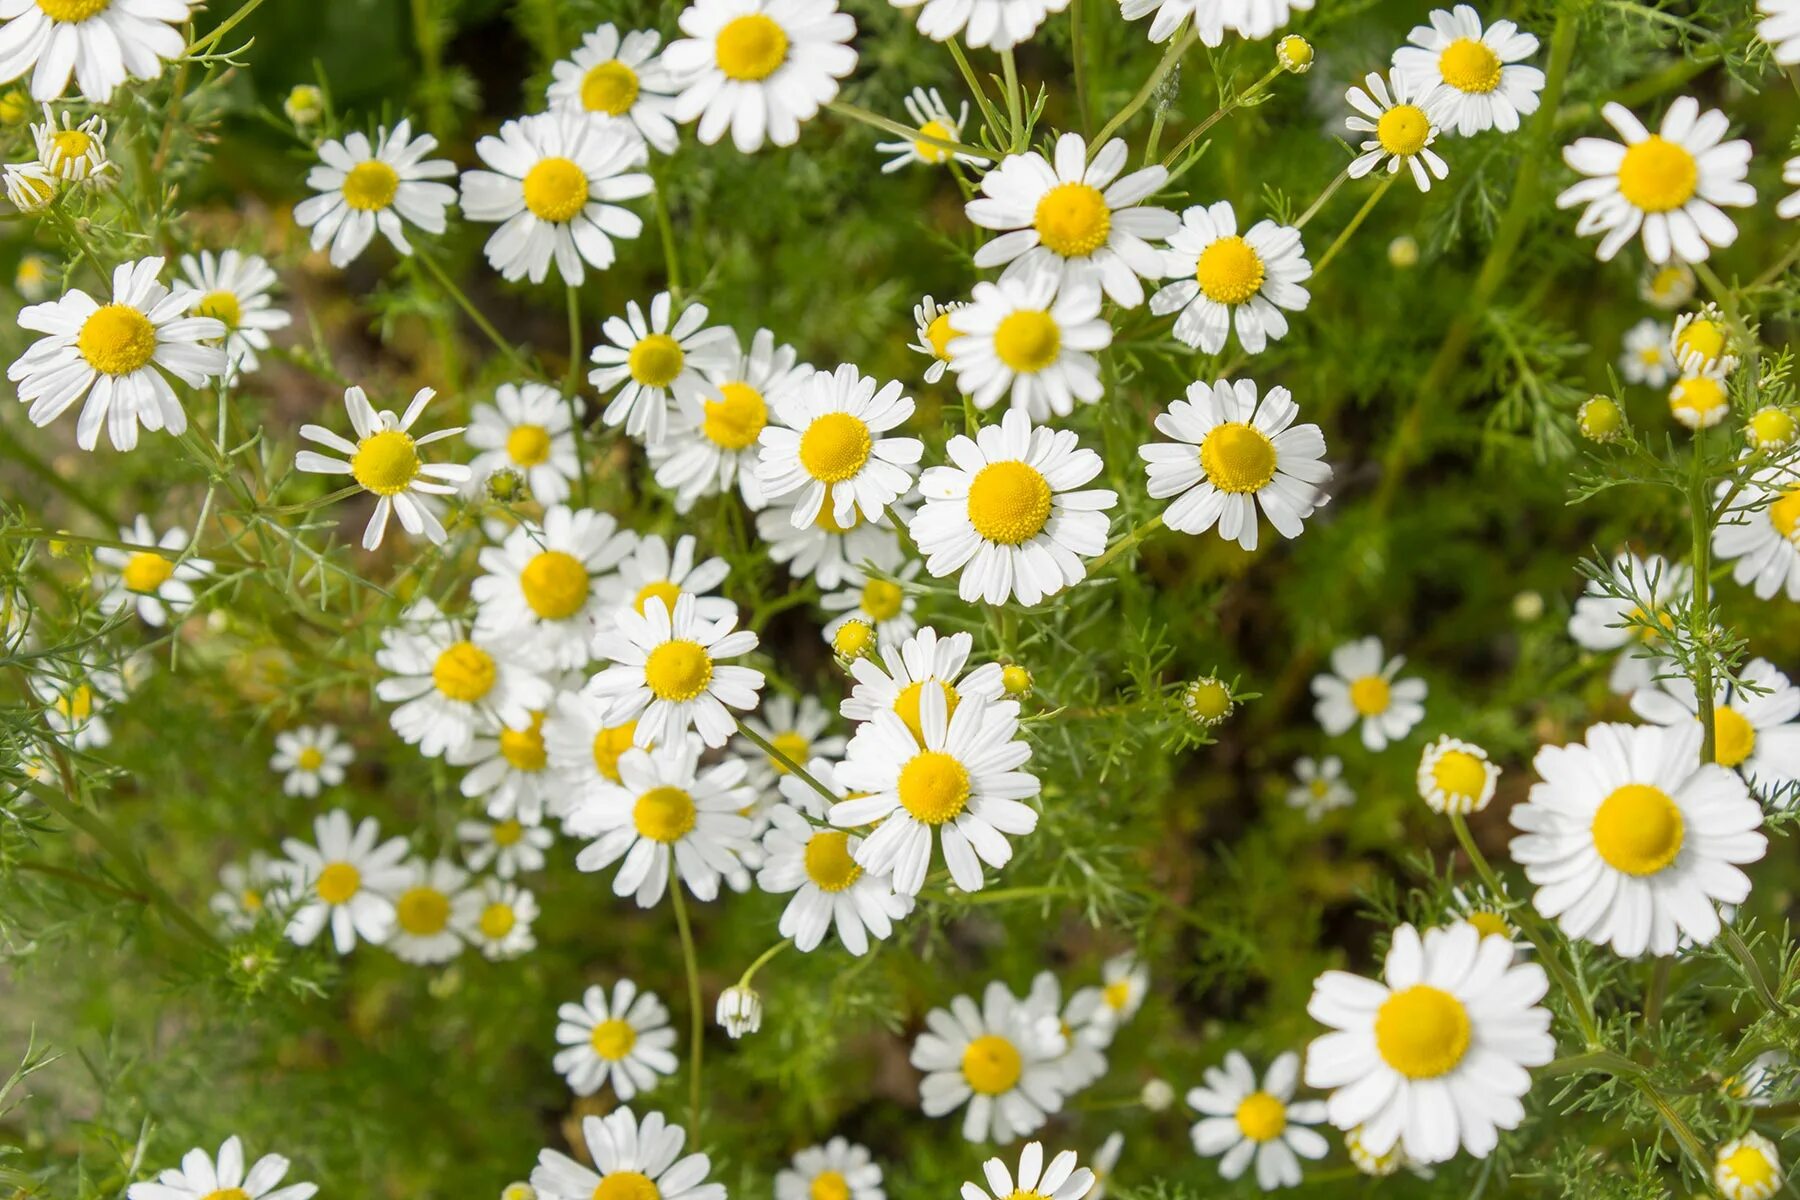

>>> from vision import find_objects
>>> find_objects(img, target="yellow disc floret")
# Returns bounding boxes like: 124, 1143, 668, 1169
966, 460, 1053, 545
121, 551, 174, 594
1373, 984, 1471, 1079
803, 831, 863, 892
589, 1017, 638, 1060
582, 60, 640, 115
520, 551, 591, 620
350, 429, 421, 496
507, 422, 553, 466
1032, 182, 1112, 258
341, 160, 399, 211
523, 156, 589, 223
992, 310, 1061, 374
1591, 783, 1684, 875
1712, 705, 1756, 769
961, 1033, 1022, 1094
77, 304, 157, 376
395, 886, 450, 935
715, 14, 789, 81
702, 382, 768, 450
1348, 675, 1391, 716
629, 334, 686, 388
1235, 1092, 1288, 1141
1195, 236, 1266, 305
1616, 136, 1698, 213
798, 412, 873, 483
1199, 422, 1277, 493
432, 641, 498, 703
315, 861, 361, 905
633, 785, 697, 843
644, 640, 713, 702
1438, 37, 1502, 92
1376, 104, 1431, 156
897, 750, 971, 825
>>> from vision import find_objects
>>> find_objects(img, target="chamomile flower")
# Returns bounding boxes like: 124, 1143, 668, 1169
1670, 307, 1736, 374
279, 809, 410, 955
2, 160, 53, 211
757, 804, 913, 953
1141, 378, 1330, 549
386, 858, 468, 965
1310, 638, 1427, 751
1067, 954, 1150, 1043
374, 600, 554, 759
1557, 98, 1754, 264
1761, 0, 1800, 62
734, 693, 848, 796
458, 814, 554, 878
455, 877, 539, 960
914, 981, 1069, 1144
777, 1139, 885, 1200
1716, 467, 1800, 601
832, 685, 1039, 894
1085, 1134, 1124, 1200
464, 382, 581, 505
964, 1143, 1093, 1200
759, 362, 923, 528
1567, 551, 1692, 692
543, 689, 643, 806
93, 515, 208, 627
1642, 261, 1697, 309
891, 0, 1068, 51
1670, 370, 1731, 430
945, 270, 1111, 419
473, 507, 636, 669
1119, 0, 1310, 41
758, 494, 910, 588
270, 724, 352, 798
1781, 153, 1800, 219
14, 252, 55, 301
1620, 318, 1675, 386
588, 592, 764, 749
1345, 73, 1449, 192
1286, 755, 1353, 820
1390, 6, 1543, 136
878, 87, 987, 173
553, 979, 678, 1099
663, 0, 857, 153
0, 0, 195, 104
822, 558, 921, 649
452, 711, 560, 824
295, 385, 471, 550
32, 110, 112, 184
460, 111, 651, 285
293, 121, 455, 268
1510, 721, 1766, 956
609, 533, 736, 632
1305, 922, 1554, 1163
177, 250, 291, 378
125, 1135, 316, 1200
912, 408, 1118, 606
1716, 1134, 1783, 1200
1416, 736, 1499, 815
590, 293, 738, 445
1149, 202, 1311, 355
1631, 658, 1800, 802
547, 23, 680, 154
33, 656, 121, 750
9, 255, 227, 451
651, 329, 809, 512
1729, 1051, 1794, 1107
966, 133, 1176, 308
911, 295, 965, 384
1343, 1127, 1408, 1176
841, 626, 1006, 743
210, 852, 281, 933
1188, 1051, 1328, 1190
1025, 972, 1108, 1091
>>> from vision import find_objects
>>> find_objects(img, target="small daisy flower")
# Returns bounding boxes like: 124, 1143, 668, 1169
544, 688, 643, 802
1310, 638, 1428, 751
1185, 675, 1240, 725
589, 292, 738, 446
473, 506, 637, 670
33, 110, 113, 184
458, 814, 554, 878
1631, 658, 1800, 802
757, 495, 908, 588
1345, 73, 1450, 191
1716, 467, 1800, 601
1716, 1133, 1783, 1200
565, 738, 755, 905
296, 385, 471, 550
177, 250, 291, 378
1085, 1133, 1123, 1200
911, 295, 965, 384
651, 328, 809, 512
777, 1139, 885, 1200
455, 877, 539, 960
1286, 755, 1353, 820
293, 120, 456, 268
757, 803, 913, 953
3, 159, 55, 211
878, 87, 988, 173
912, 408, 1118, 606
548, 23, 680, 154
9, 255, 227, 452
464, 382, 581, 505
93, 515, 208, 627
33, 656, 121, 750
278, 808, 410, 955
14, 252, 55, 301
125, 1135, 316, 1200
1669, 369, 1730, 430
1415, 736, 1499, 814
914, 981, 1069, 1144
822, 558, 921, 650
374, 600, 554, 759
842, 625, 1007, 743
387, 857, 468, 965
1141, 378, 1331, 550
1344, 1127, 1407, 1176
963, 1143, 1093, 1200
460, 111, 650, 285
1619, 317, 1675, 386
210, 852, 281, 933
0, 0, 195, 104
1305, 922, 1555, 1163
1188, 1051, 1328, 1191
1557, 97, 1754, 264
1025, 972, 1108, 1092
663, 0, 857, 153
1117, 0, 1310, 42
1509, 721, 1766, 956
588, 592, 765, 749
1670, 307, 1736, 374
734, 693, 848, 796
270, 724, 352, 798
759, 362, 923, 528
966, 133, 1176, 308
894, 0, 1069, 50
1760, 0, 1800, 63
1642, 261, 1697, 309
553, 979, 679, 1099
1567, 551, 1691, 692
945, 270, 1111, 419
1780, 153, 1800, 219
530, 1108, 724, 1200
1447, 883, 1525, 949
1149, 202, 1311, 355
609, 534, 736, 636
1390, 6, 1544, 136
452, 710, 559, 823
1067, 953, 1149, 1043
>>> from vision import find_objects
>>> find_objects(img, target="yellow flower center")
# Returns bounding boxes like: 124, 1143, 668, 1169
507, 422, 552, 466
1103, 978, 1133, 1010
492, 818, 525, 846
1712, 704, 1756, 769
499, 713, 548, 772
703, 381, 768, 450
1750, 407, 1796, 449
479, 902, 517, 939
809, 1171, 851, 1200
315, 861, 361, 905
992, 310, 1061, 374
54, 685, 92, 721
860, 577, 904, 621
769, 730, 809, 774
1374, 984, 1471, 1078
961, 1033, 1023, 1094
593, 721, 638, 782
1466, 909, 1512, 941
1438, 37, 1502, 92
897, 750, 971, 825
913, 120, 954, 164
1431, 749, 1488, 801
395, 886, 450, 935
1591, 783, 1685, 876
895, 680, 958, 745
1671, 375, 1726, 422
593, 1172, 661, 1200
833, 619, 875, 658
37, 0, 110, 20
1723, 1146, 1779, 1191
803, 830, 863, 892
1616, 136, 1699, 213
1348, 675, 1391, 716
341, 160, 399, 211
77, 304, 156, 376
196, 289, 241, 329
432, 640, 498, 704
644, 640, 713, 702
633, 785, 697, 843
121, 551, 174, 594
628, 333, 686, 388
1032, 182, 1112, 257
966, 460, 1053, 545
589, 1016, 638, 1060
716, 13, 789, 81
520, 550, 591, 620
1195, 236, 1266, 305
1199, 421, 1277, 493
1675, 317, 1725, 364
1235, 1091, 1288, 1142
1770, 486, 1800, 540
199, 1191, 251, 1200
296, 746, 325, 771
1376, 104, 1431, 156
581, 60, 640, 115
350, 429, 421, 496
1185, 679, 1233, 720
926, 311, 958, 361
522, 156, 589, 223
798, 411, 873, 483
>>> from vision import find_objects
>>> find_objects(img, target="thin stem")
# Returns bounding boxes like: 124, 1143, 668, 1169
1294, 166, 1351, 230
1071, 0, 1091, 136
565, 284, 590, 502
736, 937, 791, 987
1721, 924, 1790, 1017
653, 174, 683, 297
1089, 515, 1164, 574
947, 38, 1006, 141
1311, 175, 1395, 277
733, 717, 842, 810
1001, 49, 1023, 148
826, 100, 991, 159
670, 879, 704, 1138
184, 0, 266, 55
1091, 25, 1197, 151
1159, 65, 1282, 169
1688, 427, 1716, 763
416, 253, 531, 373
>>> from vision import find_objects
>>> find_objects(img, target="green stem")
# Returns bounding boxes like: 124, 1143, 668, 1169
1091, 25, 1197, 151
733, 718, 841, 810
1001, 49, 1023, 148
1089, 515, 1164, 574
826, 100, 991, 159
947, 38, 1006, 143
184, 0, 266, 55
416, 253, 530, 373
565, 284, 590, 502
1688, 427, 1716, 764
735, 937, 791, 987
1312, 175, 1395, 277
1071, 0, 1091, 136
653, 173, 683, 296
1294, 166, 1351, 231
670, 878, 704, 1138
1721, 924, 1790, 1017
1159, 65, 1282, 169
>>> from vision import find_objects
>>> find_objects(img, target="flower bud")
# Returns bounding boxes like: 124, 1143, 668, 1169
501, 1184, 537, 1200
1180, 676, 1234, 726
1387, 235, 1419, 268
284, 84, 324, 128
1140, 1078, 1175, 1112
832, 618, 876, 663
716, 985, 762, 1038
1577, 395, 1625, 443
1276, 34, 1313, 73
1511, 590, 1543, 623
1747, 406, 1796, 452
485, 467, 527, 503
1001, 663, 1032, 696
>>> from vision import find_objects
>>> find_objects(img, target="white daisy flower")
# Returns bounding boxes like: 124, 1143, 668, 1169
757, 494, 908, 588
532, 1108, 724, 1200
387, 857, 468, 965
1642, 261, 1697, 309
894, 0, 1070, 51
1149, 202, 1311, 355
1717, 466, 1800, 601
460, 111, 651, 285
912, 408, 1118, 606
1085, 1133, 1124, 1200
374, 599, 554, 759
945, 270, 1111, 420
651, 328, 808, 512
293, 120, 456, 269
1760, 0, 1800, 62
13, 252, 55, 301
777, 1139, 885, 1200
176, 250, 290, 380
588, 592, 765, 749
734, 693, 848, 796
1415, 736, 1499, 815
543, 689, 643, 811
458, 814, 554, 878
878, 87, 988, 173
1119, 0, 1310, 41
552, 979, 679, 1099
1345, 72, 1450, 191
758, 362, 923, 529
32, 109, 113, 184
8, 255, 226, 452
757, 803, 913, 953
608, 533, 736, 634
464, 382, 581, 505
966, 133, 1176, 308
1632, 659, 1800, 802
822, 558, 921, 650
1066, 954, 1150, 1048
1188, 1051, 1328, 1190
1557, 97, 1755, 264
1390, 6, 1543, 136
663, 0, 857, 153
1310, 638, 1428, 751
548, 23, 680, 154
589, 292, 738, 446
3, 160, 55, 211
125, 1135, 316, 1200
832, 685, 1039, 894
1024, 972, 1108, 1092
1304, 921, 1554, 1163
913, 980, 1069, 1143
1669, 369, 1730, 430
295, 385, 471, 550
841, 625, 1006, 743
1620, 317, 1675, 386
33, 655, 121, 750
566, 738, 755, 904
1509, 721, 1766, 956
910, 294, 965, 385
1781, 153, 1800, 219
210, 852, 282, 934
472, 506, 637, 670
0, 0, 194, 104
270, 724, 352, 798
451, 709, 559, 824
93, 514, 208, 627
1716, 1133, 1783, 1200
1567, 551, 1692, 692
1670, 308, 1736, 375
454, 877, 539, 960
964, 1143, 1093, 1200
1729, 1050, 1794, 1107
1286, 755, 1353, 820
278, 808, 410, 955
1141, 378, 1330, 550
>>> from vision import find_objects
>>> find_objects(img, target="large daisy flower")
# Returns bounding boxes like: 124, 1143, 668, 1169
177, 250, 290, 379
293, 120, 456, 269
1310, 637, 1427, 751
463, 381, 581, 505
1631, 658, 1800, 802
552, 979, 678, 1099
124, 1135, 316, 1200
758, 362, 923, 528
589, 292, 738, 446
0, 0, 193, 103
374, 599, 554, 759
277, 809, 410, 955
1714, 467, 1800, 602
757, 803, 913, 953
471, 505, 636, 669
663, 0, 857, 153
1390, 6, 1543, 136
777, 1139, 885, 1200
93, 514, 209, 627
295, 385, 471, 550
1346, 72, 1450, 191
841, 625, 1006, 743
1188, 1051, 1328, 1190
913, 980, 1069, 1143
588, 592, 765, 749
892, 0, 1070, 51
1566, 551, 1691, 692
962, 1144, 1093, 1200
548, 23, 680, 154
946, 269, 1111, 419
651, 328, 809, 512
530, 1108, 724, 1200
1149, 202, 1311, 355
756, 495, 907, 588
